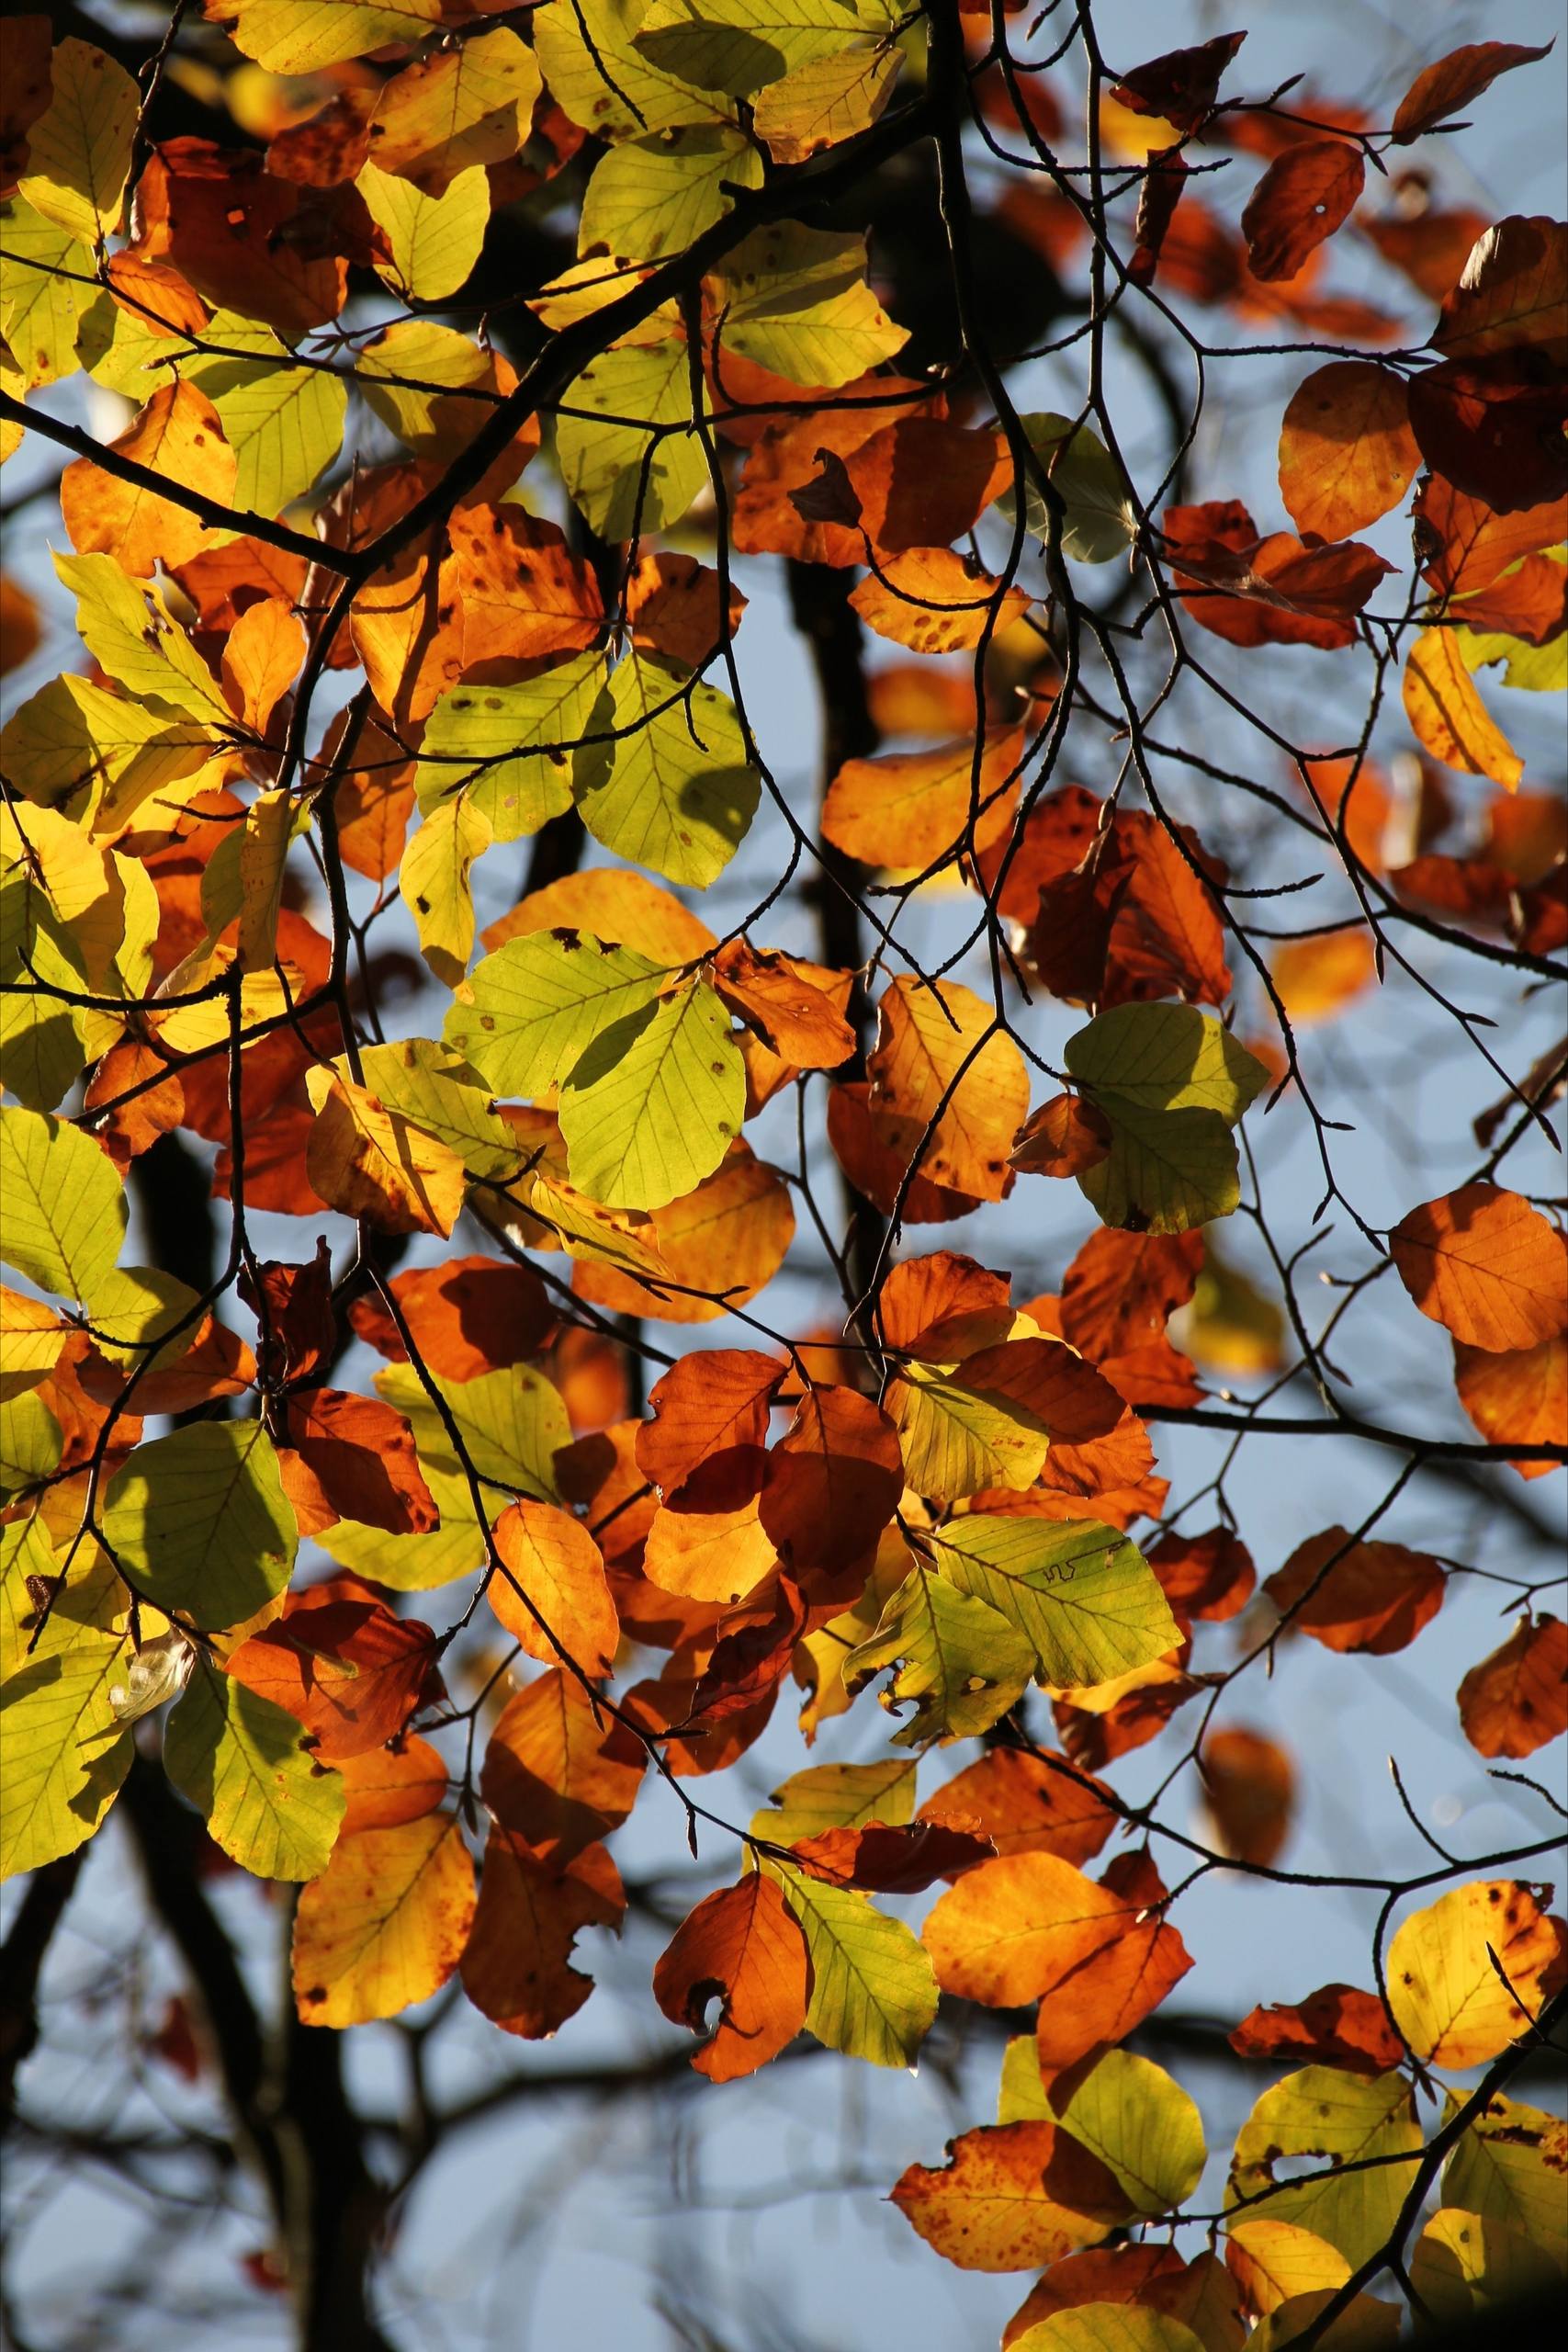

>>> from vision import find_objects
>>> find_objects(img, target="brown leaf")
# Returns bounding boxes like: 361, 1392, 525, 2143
1228, 1984, 1404, 2073
460, 1833, 624, 2040
574, 1143, 795, 1325
1010, 1095, 1113, 1179
1267, 1527, 1446, 1655
1432, 214, 1567, 361
1392, 41, 1555, 144
279, 1387, 438, 1536
1408, 350, 1568, 514
1146, 1525, 1256, 1622
133, 139, 351, 338
1200, 1726, 1293, 1866
1165, 499, 1394, 649
712, 941, 856, 1068
876, 1250, 1013, 1359
1111, 33, 1247, 130
337, 1735, 449, 1834
1241, 140, 1365, 282
1457, 1613, 1568, 1758
790, 1819, 996, 1894
759, 1385, 904, 1577
651, 1875, 809, 2080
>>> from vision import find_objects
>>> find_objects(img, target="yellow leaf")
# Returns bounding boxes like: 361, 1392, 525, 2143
0, 1522, 132, 1878
164, 1657, 344, 1882
357, 160, 491, 302
17, 38, 138, 245
1386, 1880, 1565, 2068
0, 1103, 127, 1299
220, 0, 444, 76
292, 1815, 476, 2027
1404, 627, 1523, 789
369, 27, 542, 193
400, 797, 493, 988
304, 1068, 468, 1236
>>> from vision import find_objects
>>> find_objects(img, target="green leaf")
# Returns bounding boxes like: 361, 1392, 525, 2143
574, 655, 760, 887
0, 875, 89, 1112
750, 1757, 918, 1844
357, 319, 505, 456
581, 126, 763, 261
378, 1360, 571, 1504
83, 1266, 208, 1370
998, 2034, 1052, 2123
557, 343, 708, 541
1442, 2093, 1568, 2243
534, 0, 736, 137
890, 1363, 1051, 1499
1011, 2312, 1206, 2352
0, 1388, 62, 1499
1228, 2066, 1421, 2265
0, 1522, 132, 1879
446, 930, 670, 1101
1065, 1003, 1271, 1238
928, 1516, 1182, 1691
558, 979, 745, 1210
51, 552, 231, 722
357, 161, 491, 302
843, 1559, 1033, 1744
1049, 2050, 1206, 2216
0, 198, 96, 388
1001, 412, 1139, 563
0, 673, 212, 830
186, 324, 347, 514
0, 1105, 127, 1298
768, 1862, 939, 2067
17, 38, 139, 247
400, 798, 493, 987
415, 657, 606, 842
101, 1422, 298, 1631
708, 221, 908, 386
164, 1658, 345, 1881
636, 0, 899, 97
352, 1039, 520, 1181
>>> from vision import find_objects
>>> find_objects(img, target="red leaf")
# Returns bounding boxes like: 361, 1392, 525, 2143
1111, 33, 1247, 130
1392, 41, 1555, 144
239, 1239, 336, 1388
228, 1585, 443, 1758
652, 1877, 809, 2081
1241, 141, 1365, 283
1229, 1984, 1404, 2072
1267, 1527, 1446, 1655
636, 1350, 785, 1503
790, 1819, 996, 1894
1408, 351, 1568, 514
759, 1385, 904, 1577
348, 1255, 555, 1379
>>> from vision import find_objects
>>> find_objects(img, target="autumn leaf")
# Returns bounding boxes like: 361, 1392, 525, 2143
1391, 1183, 1568, 1350
292, 1815, 476, 2029
651, 1874, 809, 2080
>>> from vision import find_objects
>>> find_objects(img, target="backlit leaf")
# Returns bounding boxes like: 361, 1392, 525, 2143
164, 1657, 344, 1881
652, 1874, 809, 2079
101, 1420, 297, 1630
1386, 1880, 1565, 2069
292, 1814, 476, 2028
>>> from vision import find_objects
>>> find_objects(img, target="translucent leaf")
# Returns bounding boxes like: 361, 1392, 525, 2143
0, 1523, 131, 1878
558, 979, 746, 1210
843, 1560, 1034, 1744
446, 930, 669, 1101
637, 0, 902, 98
1228, 2067, 1422, 2265
0, 1105, 126, 1298
357, 160, 491, 302
400, 797, 492, 986
17, 40, 138, 246
534, 0, 734, 139
580, 126, 763, 261
101, 1421, 298, 1630
1001, 412, 1139, 562
1048, 2050, 1206, 2216
0, 199, 96, 388
415, 657, 605, 842
51, 552, 231, 722
220, 0, 445, 76
558, 342, 708, 540
291, 1815, 475, 2027
164, 1657, 344, 1882
1443, 2091, 1568, 2243
930, 1516, 1182, 1691
767, 1862, 939, 2068
574, 656, 761, 888
186, 328, 348, 514
708, 221, 908, 387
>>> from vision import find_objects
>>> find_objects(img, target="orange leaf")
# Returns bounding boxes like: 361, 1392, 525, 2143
891, 2121, 1124, 2271
60, 379, 237, 577
1241, 140, 1364, 282
228, 1583, 442, 1758
446, 503, 603, 662
1271, 929, 1378, 1024
711, 941, 856, 1069
651, 1875, 809, 2080
1200, 1726, 1294, 1867
877, 1250, 1014, 1358
922, 1850, 1192, 2061
292, 1816, 475, 2028
759, 1385, 904, 1577
850, 548, 1030, 654
1453, 1334, 1567, 1477
868, 976, 1029, 1202
841, 415, 1013, 556
636, 1350, 784, 1500
1003, 2245, 1216, 2349
1457, 1614, 1567, 1759
337, 1736, 449, 1834
641, 1492, 775, 1606
348, 1254, 554, 1379
278, 1387, 438, 1536
1060, 1230, 1204, 1363
460, 1833, 624, 2040
1404, 628, 1525, 790
1278, 362, 1420, 539
1010, 1095, 1113, 1179
1391, 1182, 1567, 1349
490, 1499, 620, 1679
134, 140, 352, 337
574, 1142, 795, 1325
1166, 499, 1394, 650
304, 1069, 468, 1235
827, 1080, 993, 1223
918, 1747, 1118, 1869
731, 377, 940, 566
626, 549, 745, 667
1267, 1527, 1446, 1655
481, 1668, 644, 1862
220, 596, 305, 736
1414, 475, 1568, 597
823, 729, 1023, 873
1228, 1984, 1404, 2075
